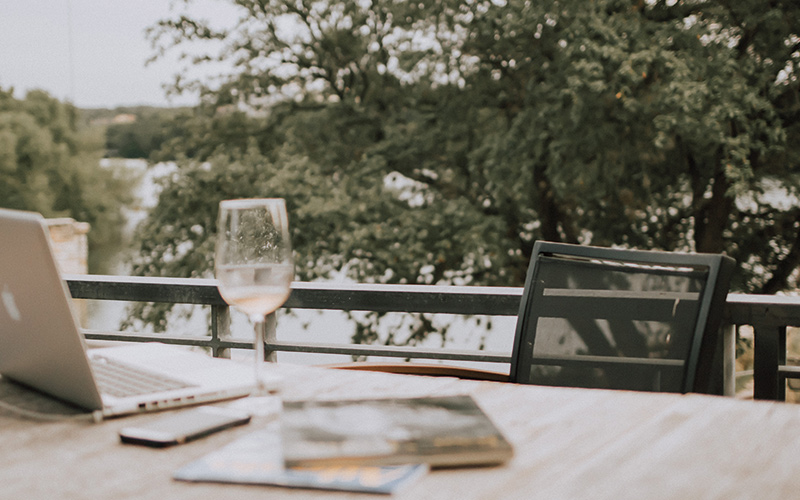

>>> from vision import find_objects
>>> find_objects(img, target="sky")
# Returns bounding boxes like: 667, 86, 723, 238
0, 0, 238, 109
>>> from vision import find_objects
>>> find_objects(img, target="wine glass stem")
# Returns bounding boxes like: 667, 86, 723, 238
253, 318, 267, 395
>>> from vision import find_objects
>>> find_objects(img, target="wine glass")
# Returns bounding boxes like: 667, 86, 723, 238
215, 198, 294, 394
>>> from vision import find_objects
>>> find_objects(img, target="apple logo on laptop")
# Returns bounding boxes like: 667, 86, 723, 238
2, 285, 22, 321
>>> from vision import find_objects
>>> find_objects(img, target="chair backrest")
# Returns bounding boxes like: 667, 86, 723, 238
509, 242, 735, 394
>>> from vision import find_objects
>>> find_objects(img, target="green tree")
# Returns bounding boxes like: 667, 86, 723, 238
105, 106, 193, 159
0, 88, 135, 271
135, 0, 799, 341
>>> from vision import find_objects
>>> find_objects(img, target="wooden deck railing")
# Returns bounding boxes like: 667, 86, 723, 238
65, 274, 800, 401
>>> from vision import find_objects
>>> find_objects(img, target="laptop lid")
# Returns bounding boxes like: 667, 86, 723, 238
0, 208, 105, 410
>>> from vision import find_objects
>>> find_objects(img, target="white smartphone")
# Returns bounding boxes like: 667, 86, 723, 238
119, 406, 251, 447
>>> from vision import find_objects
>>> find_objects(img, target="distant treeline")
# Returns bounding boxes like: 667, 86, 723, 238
88, 106, 191, 160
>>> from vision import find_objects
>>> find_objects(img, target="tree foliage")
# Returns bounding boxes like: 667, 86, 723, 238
134, 0, 800, 338
105, 107, 191, 159
0, 88, 135, 271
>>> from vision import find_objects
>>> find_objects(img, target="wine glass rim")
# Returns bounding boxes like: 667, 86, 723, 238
219, 198, 286, 209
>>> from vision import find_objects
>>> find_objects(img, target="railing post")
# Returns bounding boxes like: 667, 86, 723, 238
753, 323, 786, 401
723, 324, 736, 397
263, 313, 278, 363
211, 304, 232, 359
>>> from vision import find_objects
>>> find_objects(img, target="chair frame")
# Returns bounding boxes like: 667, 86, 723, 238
509, 241, 735, 394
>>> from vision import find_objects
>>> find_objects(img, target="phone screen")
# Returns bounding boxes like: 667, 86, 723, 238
119, 406, 251, 447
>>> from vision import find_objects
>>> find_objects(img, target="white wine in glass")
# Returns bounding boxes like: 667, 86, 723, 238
215, 198, 294, 394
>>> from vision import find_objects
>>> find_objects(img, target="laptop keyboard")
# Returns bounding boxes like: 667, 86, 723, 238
91, 356, 196, 398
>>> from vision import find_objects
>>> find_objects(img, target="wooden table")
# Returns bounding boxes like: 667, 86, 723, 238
2, 362, 799, 500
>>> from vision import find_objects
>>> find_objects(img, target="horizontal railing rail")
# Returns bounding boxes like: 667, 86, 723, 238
66, 275, 521, 364
65, 275, 800, 401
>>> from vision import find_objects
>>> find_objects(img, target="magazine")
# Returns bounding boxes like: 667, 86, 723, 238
173, 425, 427, 495
281, 394, 513, 468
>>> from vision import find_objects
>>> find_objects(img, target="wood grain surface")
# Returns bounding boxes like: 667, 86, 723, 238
2, 362, 798, 500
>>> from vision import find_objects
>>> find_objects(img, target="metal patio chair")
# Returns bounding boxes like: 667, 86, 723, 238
333, 241, 735, 394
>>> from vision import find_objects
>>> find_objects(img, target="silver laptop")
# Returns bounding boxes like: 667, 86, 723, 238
0, 208, 276, 418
